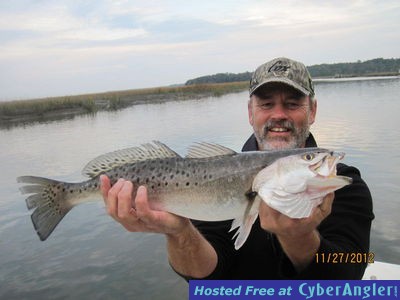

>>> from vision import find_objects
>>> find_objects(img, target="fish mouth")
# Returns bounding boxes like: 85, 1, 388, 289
310, 151, 345, 177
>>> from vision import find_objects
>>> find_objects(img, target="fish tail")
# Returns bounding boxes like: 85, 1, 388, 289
17, 176, 73, 241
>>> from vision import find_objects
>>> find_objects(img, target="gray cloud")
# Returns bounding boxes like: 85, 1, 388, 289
0, 0, 399, 100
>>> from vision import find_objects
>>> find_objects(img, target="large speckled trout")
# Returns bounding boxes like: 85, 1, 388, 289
17, 142, 350, 249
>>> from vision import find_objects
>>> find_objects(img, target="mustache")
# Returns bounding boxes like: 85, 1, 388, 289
263, 120, 295, 134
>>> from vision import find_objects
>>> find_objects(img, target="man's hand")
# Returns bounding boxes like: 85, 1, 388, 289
100, 175, 190, 236
100, 174, 218, 278
258, 193, 335, 271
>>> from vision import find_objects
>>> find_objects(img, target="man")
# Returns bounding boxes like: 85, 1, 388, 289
101, 57, 374, 279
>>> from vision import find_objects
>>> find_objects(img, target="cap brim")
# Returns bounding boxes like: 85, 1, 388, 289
250, 78, 311, 96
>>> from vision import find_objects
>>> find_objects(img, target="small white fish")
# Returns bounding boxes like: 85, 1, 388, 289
252, 151, 352, 218
17, 141, 349, 249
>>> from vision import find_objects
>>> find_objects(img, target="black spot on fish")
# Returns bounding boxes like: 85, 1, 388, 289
170, 174, 174, 179
186, 182, 190, 186
176, 183, 179, 187
165, 182, 168, 186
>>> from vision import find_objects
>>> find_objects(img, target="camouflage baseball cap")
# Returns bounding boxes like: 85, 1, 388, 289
249, 57, 315, 97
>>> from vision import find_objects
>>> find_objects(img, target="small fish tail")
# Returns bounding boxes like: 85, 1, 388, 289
17, 176, 73, 241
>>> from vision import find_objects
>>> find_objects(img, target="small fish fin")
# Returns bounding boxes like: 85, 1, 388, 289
229, 195, 261, 250
186, 142, 236, 158
17, 176, 73, 241
307, 175, 352, 190
82, 141, 180, 177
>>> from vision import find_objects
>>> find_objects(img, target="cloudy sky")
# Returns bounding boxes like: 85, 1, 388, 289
0, 0, 399, 101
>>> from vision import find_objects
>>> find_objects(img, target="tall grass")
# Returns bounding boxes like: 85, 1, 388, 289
0, 96, 96, 116
0, 82, 248, 120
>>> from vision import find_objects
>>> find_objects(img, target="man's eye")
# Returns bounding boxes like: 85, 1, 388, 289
285, 102, 300, 109
261, 103, 273, 109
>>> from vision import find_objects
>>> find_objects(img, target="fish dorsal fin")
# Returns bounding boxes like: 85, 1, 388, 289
186, 142, 236, 158
82, 141, 180, 177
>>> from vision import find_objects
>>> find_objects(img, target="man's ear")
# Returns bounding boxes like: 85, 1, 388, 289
248, 98, 254, 126
309, 98, 317, 125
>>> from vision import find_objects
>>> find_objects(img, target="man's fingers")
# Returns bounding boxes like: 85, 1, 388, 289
319, 193, 334, 217
104, 178, 125, 217
100, 175, 111, 201
135, 186, 158, 224
117, 181, 134, 219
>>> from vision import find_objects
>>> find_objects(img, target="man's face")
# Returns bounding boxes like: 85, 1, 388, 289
248, 83, 317, 150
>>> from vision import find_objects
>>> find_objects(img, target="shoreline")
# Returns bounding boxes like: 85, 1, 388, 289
0, 82, 248, 129
1, 74, 399, 129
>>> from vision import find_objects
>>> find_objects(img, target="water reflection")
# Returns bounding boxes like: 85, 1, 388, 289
0, 78, 399, 298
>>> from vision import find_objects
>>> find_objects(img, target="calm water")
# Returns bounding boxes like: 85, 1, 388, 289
0, 77, 399, 298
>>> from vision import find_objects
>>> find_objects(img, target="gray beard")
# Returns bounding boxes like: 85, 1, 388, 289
254, 120, 310, 151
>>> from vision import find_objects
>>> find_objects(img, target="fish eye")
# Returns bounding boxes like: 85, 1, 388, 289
303, 153, 315, 161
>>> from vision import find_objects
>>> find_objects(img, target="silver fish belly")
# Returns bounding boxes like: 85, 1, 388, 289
17, 141, 326, 249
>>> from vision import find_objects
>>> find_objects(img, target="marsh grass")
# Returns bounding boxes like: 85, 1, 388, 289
0, 82, 248, 123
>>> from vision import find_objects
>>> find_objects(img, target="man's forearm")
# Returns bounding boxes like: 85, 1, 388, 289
167, 221, 218, 278
278, 230, 320, 272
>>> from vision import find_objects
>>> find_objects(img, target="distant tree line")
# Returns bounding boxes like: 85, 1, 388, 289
185, 58, 400, 85
308, 58, 400, 78
185, 72, 253, 85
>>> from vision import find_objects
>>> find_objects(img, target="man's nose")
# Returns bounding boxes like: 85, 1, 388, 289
270, 103, 288, 120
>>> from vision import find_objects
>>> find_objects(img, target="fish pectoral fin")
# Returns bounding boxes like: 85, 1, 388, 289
230, 196, 261, 250
82, 141, 181, 177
